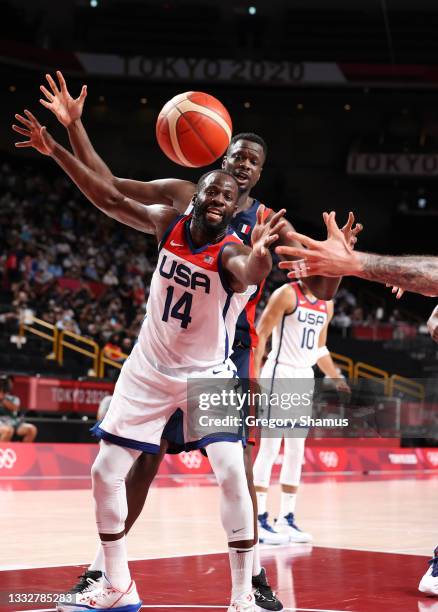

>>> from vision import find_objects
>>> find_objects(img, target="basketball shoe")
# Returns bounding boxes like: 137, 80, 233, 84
258, 513, 289, 545
252, 568, 283, 611
57, 571, 103, 612
69, 570, 103, 594
228, 592, 255, 611
59, 576, 141, 611
275, 513, 312, 543
419, 546, 438, 596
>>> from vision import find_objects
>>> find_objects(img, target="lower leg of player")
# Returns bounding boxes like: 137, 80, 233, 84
62, 440, 142, 612
247, 445, 284, 610
206, 442, 254, 609
253, 437, 288, 545
91, 441, 141, 591
125, 439, 168, 533
275, 437, 311, 543
86, 438, 168, 577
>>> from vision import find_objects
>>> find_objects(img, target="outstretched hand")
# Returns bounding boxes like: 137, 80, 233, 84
337, 211, 363, 249
40, 70, 87, 128
275, 211, 361, 278
12, 110, 54, 156
251, 205, 286, 258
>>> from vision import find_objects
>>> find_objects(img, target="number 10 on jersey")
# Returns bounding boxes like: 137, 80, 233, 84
301, 326, 315, 349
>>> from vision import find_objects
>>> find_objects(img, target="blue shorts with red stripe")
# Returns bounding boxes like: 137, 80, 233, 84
161, 343, 254, 453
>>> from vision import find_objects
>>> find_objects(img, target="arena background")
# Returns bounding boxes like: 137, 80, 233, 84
1, 2, 438, 611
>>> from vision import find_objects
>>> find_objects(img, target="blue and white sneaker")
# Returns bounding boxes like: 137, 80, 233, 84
419, 546, 438, 596
59, 576, 142, 611
258, 512, 289, 545
275, 512, 312, 543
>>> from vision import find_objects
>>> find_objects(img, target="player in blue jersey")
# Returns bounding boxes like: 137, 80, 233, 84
33, 71, 361, 611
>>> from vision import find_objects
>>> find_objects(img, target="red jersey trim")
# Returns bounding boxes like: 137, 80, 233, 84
162, 215, 241, 272
293, 283, 328, 312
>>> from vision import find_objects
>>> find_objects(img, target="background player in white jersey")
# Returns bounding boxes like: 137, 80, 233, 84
274, 211, 438, 597
13, 110, 286, 612
252, 281, 350, 543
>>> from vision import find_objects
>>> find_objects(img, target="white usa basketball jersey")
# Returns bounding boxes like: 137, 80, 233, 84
266, 283, 328, 369
138, 214, 256, 372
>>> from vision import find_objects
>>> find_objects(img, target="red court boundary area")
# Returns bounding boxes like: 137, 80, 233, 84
0, 548, 431, 612
1, 443, 438, 491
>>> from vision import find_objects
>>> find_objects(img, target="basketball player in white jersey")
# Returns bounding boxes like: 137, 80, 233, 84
252, 281, 350, 543
13, 112, 287, 612
272, 211, 438, 597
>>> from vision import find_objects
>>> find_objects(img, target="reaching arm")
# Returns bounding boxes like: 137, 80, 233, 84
272, 211, 362, 301
222, 206, 286, 292
253, 284, 296, 378
12, 111, 177, 237
276, 212, 438, 298
39, 71, 196, 211
355, 254, 438, 297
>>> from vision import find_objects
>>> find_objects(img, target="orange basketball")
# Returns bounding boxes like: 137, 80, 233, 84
156, 91, 233, 167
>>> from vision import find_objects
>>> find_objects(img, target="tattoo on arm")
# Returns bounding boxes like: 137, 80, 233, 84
359, 254, 438, 297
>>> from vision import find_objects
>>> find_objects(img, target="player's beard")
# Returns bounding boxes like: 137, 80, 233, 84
191, 198, 233, 242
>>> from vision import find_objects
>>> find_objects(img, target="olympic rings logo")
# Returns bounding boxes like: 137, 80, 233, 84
0, 448, 17, 469
319, 450, 339, 468
179, 451, 202, 470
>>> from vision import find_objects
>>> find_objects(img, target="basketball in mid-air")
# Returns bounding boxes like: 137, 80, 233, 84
156, 91, 233, 167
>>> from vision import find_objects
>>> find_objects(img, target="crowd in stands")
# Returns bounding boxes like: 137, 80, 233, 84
0, 157, 419, 362
0, 159, 156, 356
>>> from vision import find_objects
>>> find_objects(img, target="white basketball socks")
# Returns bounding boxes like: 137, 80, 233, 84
279, 492, 297, 518
229, 546, 254, 600
256, 491, 267, 515
252, 542, 262, 577
101, 537, 131, 591
89, 543, 105, 572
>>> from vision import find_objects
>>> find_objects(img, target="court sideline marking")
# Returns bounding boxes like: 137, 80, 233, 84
21, 607, 349, 612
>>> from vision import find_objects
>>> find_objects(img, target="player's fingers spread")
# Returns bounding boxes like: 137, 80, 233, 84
264, 234, 279, 246
24, 109, 39, 125
46, 73, 60, 95
277, 247, 309, 261
78, 85, 87, 100
12, 125, 30, 137
40, 85, 54, 101
328, 211, 340, 234
268, 208, 286, 226
287, 231, 317, 250
56, 70, 67, 92
255, 205, 264, 225
269, 220, 286, 235
342, 211, 354, 232
15, 113, 31, 128
286, 262, 310, 279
